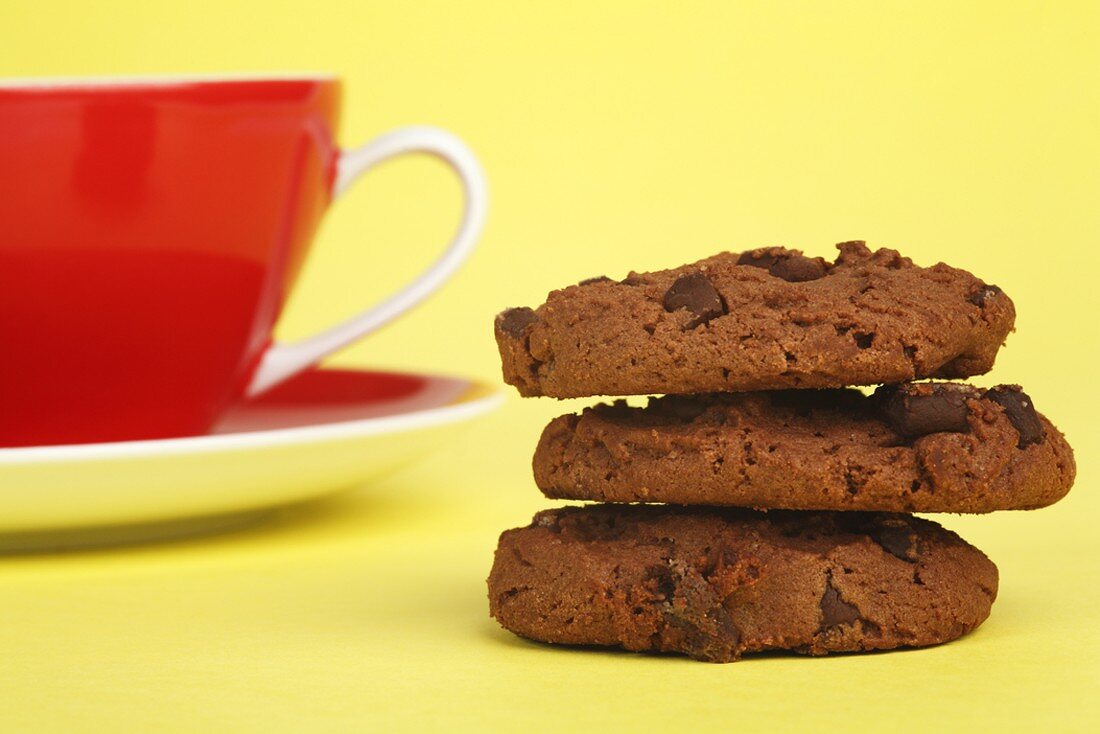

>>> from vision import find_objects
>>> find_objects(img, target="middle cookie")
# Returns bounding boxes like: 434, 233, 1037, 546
535, 383, 1076, 514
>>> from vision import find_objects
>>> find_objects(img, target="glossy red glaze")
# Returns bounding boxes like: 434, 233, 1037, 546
214, 367, 460, 434
0, 78, 341, 446
247, 368, 425, 408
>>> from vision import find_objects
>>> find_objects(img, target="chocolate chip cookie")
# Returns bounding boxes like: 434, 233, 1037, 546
534, 383, 1075, 513
495, 242, 1015, 398
488, 505, 998, 663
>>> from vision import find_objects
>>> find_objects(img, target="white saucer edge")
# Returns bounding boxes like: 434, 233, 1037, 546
0, 385, 504, 465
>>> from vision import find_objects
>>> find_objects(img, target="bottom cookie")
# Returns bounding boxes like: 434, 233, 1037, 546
488, 505, 997, 663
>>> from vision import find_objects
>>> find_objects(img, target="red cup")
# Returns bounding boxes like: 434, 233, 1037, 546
0, 74, 487, 447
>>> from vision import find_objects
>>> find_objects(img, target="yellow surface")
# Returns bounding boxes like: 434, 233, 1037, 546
1, 1, 1098, 731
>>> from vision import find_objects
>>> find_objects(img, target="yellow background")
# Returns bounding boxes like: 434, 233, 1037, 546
1, 1, 1098, 730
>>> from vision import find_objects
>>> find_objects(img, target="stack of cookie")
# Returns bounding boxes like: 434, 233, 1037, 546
487, 241, 1075, 663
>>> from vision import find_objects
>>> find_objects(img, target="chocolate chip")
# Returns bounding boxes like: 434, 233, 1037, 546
579, 275, 612, 286
838, 515, 917, 562
738, 251, 779, 270
773, 256, 828, 282
876, 383, 973, 437
968, 284, 1003, 306
621, 273, 647, 286
656, 396, 710, 423
703, 545, 740, 579
853, 332, 875, 349
663, 272, 726, 328
644, 564, 678, 601
655, 560, 743, 662
496, 307, 538, 338
737, 250, 827, 282
984, 386, 1044, 448
820, 579, 860, 628
869, 525, 915, 562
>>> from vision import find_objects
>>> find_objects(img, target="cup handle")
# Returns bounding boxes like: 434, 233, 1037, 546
245, 125, 488, 397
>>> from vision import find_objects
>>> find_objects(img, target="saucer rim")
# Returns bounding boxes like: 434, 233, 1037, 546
0, 72, 337, 89
0, 367, 503, 465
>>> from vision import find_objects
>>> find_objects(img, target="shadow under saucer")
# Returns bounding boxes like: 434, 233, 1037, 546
0, 508, 278, 554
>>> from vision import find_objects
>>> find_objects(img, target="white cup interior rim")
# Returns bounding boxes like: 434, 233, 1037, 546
0, 72, 337, 89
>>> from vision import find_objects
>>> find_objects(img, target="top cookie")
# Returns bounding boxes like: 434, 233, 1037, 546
495, 241, 1015, 398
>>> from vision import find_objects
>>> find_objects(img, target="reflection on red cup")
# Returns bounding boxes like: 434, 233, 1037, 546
0, 75, 487, 447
